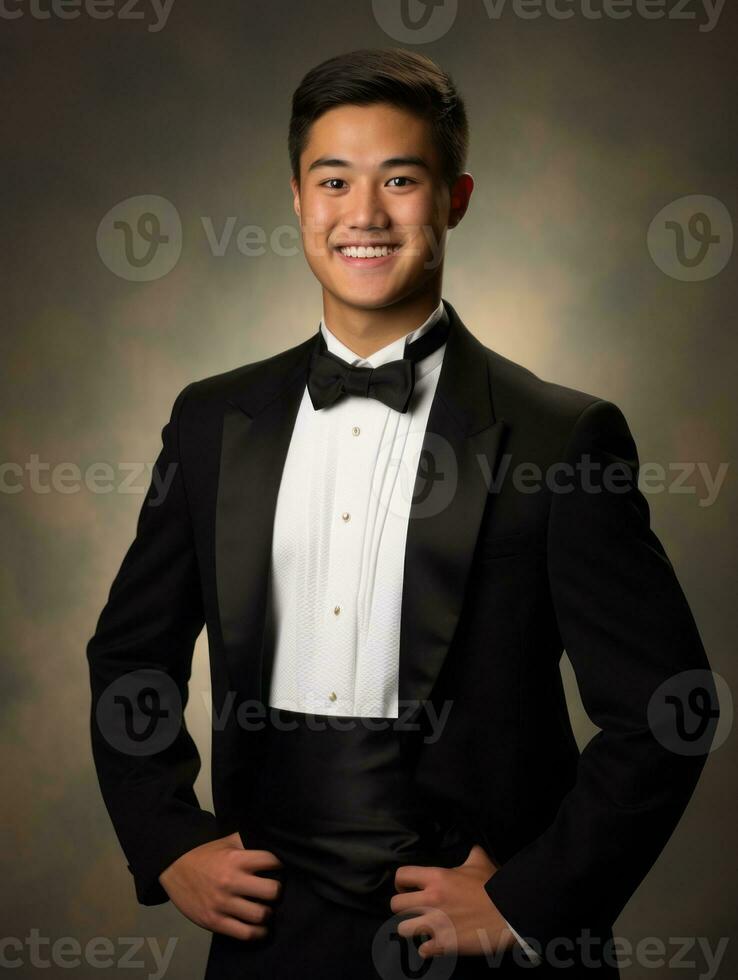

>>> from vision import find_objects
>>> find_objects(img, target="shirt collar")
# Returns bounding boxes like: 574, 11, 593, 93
319, 300, 446, 378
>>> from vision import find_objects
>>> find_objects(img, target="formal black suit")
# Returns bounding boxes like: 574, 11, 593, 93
87, 299, 718, 976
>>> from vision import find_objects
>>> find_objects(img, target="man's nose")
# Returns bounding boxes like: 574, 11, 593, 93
344, 184, 390, 231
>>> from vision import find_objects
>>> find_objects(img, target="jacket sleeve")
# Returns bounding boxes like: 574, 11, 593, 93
86, 383, 220, 905
483, 398, 719, 955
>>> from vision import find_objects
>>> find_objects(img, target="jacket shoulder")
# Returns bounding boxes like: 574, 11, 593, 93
179, 333, 315, 411
483, 344, 607, 432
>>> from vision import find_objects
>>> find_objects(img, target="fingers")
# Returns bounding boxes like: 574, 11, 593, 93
210, 914, 269, 943
220, 895, 275, 927
234, 848, 285, 872
417, 938, 444, 959
229, 871, 283, 903
396, 914, 446, 960
214, 846, 284, 904
396, 912, 435, 941
394, 864, 435, 892
218, 857, 283, 901
390, 892, 433, 915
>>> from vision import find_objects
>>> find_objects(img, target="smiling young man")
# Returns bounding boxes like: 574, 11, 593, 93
87, 48, 717, 979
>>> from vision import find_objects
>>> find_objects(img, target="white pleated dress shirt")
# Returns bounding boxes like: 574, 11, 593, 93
266, 299, 538, 962
268, 300, 446, 718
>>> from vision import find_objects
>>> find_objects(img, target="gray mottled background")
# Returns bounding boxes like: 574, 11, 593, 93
1, 1, 736, 977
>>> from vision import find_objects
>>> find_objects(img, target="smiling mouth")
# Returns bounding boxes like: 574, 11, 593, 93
335, 244, 402, 259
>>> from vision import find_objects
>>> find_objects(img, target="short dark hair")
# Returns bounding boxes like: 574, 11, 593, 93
289, 48, 469, 190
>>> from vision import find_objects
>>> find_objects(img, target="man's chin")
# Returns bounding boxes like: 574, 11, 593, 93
323, 280, 424, 313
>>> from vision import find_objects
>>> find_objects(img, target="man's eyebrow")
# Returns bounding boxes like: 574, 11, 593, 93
306, 155, 431, 173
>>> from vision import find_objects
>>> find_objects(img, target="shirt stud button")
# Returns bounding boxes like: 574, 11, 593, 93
333, 605, 341, 616
341, 511, 350, 522
328, 692, 337, 702
352, 426, 360, 436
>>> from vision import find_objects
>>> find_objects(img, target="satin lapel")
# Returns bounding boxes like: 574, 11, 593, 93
399, 299, 506, 707
215, 338, 314, 702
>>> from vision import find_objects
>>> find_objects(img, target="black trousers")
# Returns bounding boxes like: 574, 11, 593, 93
203, 861, 617, 980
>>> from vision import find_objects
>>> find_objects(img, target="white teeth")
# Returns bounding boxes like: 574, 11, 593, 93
338, 245, 401, 258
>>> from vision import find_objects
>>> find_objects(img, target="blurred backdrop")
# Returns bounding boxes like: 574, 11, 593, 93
1, 1, 736, 977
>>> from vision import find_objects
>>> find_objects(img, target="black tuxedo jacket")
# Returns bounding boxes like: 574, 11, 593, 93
87, 299, 717, 960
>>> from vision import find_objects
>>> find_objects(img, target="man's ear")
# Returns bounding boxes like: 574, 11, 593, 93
290, 176, 301, 219
448, 173, 474, 229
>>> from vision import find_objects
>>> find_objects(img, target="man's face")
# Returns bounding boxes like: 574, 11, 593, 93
291, 103, 463, 311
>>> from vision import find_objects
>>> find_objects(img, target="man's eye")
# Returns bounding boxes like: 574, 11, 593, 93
320, 176, 416, 190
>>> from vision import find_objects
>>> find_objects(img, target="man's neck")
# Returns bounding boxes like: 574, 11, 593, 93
321, 290, 443, 360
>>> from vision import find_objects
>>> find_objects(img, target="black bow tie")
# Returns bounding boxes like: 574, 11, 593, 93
307, 305, 450, 413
